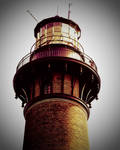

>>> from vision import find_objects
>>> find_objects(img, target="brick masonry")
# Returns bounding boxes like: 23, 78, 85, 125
23, 98, 89, 150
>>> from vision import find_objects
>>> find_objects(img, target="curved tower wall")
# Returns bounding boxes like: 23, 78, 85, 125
23, 99, 89, 150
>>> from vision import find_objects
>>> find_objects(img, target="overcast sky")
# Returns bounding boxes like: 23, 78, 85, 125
0, 0, 120, 149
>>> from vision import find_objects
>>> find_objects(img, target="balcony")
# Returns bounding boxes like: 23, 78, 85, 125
16, 40, 97, 72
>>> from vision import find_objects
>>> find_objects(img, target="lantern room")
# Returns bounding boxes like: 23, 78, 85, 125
34, 16, 82, 52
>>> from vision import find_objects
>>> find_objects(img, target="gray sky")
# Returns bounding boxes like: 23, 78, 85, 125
0, 0, 120, 149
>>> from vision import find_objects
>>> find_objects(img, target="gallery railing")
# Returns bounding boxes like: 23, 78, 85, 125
16, 46, 97, 72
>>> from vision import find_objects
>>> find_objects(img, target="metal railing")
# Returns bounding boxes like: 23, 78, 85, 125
30, 34, 84, 53
17, 53, 31, 70
16, 46, 97, 72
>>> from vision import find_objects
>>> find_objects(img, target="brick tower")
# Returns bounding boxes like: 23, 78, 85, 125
13, 16, 100, 150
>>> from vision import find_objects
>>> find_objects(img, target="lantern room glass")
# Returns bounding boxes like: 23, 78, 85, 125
35, 22, 81, 50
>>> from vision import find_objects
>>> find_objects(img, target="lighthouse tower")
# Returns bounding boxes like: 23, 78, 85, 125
13, 15, 100, 150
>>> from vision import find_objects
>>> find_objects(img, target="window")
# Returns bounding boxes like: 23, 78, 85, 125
54, 22, 62, 33
64, 74, 72, 95
62, 23, 69, 35
41, 25, 47, 46
53, 73, 62, 93
36, 32, 40, 49
73, 78, 79, 97
34, 79, 40, 97
47, 23, 53, 40
43, 74, 52, 95
70, 27, 74, 38
44, 82, 51, 94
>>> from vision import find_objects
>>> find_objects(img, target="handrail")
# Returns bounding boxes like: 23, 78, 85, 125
16, 47, 97, 72
30, 34, 84, 53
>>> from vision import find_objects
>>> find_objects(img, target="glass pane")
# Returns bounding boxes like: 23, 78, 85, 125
54, 22, 62, 32
40, 28, 42, 37
62, 23, 69, 34
42, 26, 45, 36
37, 32, 40, 39
47, 23, 53, 35
41, 35, 46, 45
47, 28, 52, 35
70, 26, 74, 39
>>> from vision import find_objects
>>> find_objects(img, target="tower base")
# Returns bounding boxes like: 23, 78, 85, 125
23, 98, 89, 150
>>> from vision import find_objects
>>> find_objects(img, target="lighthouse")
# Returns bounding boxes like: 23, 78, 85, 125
13, 15, 100, 150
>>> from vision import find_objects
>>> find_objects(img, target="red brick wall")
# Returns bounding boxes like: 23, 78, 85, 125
23, 99, 89, 150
